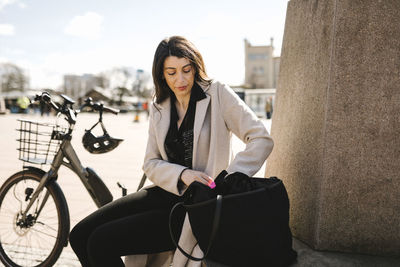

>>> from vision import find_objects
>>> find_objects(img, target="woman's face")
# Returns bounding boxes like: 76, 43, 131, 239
163, 56, 195, 101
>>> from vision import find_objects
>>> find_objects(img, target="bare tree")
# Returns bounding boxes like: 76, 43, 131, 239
0, 63, 29, 92
132, 69, 152, 97
107, 67, 135, 90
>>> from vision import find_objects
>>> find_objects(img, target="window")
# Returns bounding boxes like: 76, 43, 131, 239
252, 66, 264, 75
248, 53, 268, 61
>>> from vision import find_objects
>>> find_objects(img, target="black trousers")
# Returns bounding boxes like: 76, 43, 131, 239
69, 186, 185, 267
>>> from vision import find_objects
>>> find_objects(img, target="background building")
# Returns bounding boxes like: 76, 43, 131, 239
244, 38, 280, 89
63, 74, 105, 101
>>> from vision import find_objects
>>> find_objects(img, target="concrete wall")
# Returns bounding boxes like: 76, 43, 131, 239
266, 0, 400, 256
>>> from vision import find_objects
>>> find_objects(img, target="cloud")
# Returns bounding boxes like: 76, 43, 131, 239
0, 0, 25, 11
8, 48, 24, 55
0, 0, 16, 10
64, 12, 103, 40
0, 24, 15, 35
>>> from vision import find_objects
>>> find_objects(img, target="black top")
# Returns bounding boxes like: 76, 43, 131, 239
164, 82, 206, 168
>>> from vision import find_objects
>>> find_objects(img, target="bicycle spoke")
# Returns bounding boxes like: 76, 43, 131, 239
30, 227, 58, 239
0, 231, 19, 245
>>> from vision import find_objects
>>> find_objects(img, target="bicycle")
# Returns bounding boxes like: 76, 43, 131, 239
0, 92, 133, 267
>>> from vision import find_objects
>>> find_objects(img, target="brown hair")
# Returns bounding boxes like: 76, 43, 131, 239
152, 36, 212, 104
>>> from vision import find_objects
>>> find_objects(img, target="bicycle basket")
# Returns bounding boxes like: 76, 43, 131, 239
16, 119, 66, 165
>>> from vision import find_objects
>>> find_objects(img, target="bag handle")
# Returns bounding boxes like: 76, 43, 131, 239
169, 195, 223, 261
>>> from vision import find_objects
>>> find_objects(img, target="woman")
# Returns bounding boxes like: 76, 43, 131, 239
69, 36, 274, 267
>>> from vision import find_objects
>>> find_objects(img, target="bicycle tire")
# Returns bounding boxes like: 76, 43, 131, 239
0, 169, 70, 267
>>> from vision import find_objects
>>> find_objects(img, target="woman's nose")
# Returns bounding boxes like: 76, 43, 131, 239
176, 72, 185, 83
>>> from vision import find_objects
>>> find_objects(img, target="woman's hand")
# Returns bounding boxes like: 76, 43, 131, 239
180, 169, 213, 186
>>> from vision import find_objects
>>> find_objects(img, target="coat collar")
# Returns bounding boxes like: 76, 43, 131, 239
153, 82, 211, 157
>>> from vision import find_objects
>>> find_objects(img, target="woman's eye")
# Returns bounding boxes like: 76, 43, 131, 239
183, 68, 191, 73
167, 72, 175, 76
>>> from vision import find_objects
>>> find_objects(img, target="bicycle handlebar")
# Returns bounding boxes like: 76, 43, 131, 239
81, 97, 120, 115
34, 92, 120, 126
35, 92, 77, 124
35, 92, 61, 113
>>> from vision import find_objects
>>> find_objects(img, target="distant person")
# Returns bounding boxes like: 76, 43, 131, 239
5, 99, 12, 110
17, 96, 30, 114
142, 101, 149, 119
69, 36, 274, 267
265, 96, 273, 119
40, 100, 50, 116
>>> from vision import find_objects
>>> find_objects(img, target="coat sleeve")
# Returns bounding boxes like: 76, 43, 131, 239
142, 104, 188, 195
218, 84, 274, 176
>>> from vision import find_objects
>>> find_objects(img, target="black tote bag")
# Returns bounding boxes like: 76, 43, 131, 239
169, 171, 297, 267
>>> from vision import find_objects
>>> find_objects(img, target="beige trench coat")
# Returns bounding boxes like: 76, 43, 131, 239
125, 81, 273, 267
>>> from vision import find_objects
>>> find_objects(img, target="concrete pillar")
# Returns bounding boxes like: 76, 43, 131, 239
266, 0, 400, 256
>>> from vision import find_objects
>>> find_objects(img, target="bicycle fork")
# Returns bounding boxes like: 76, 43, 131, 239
20, 169, 55, 221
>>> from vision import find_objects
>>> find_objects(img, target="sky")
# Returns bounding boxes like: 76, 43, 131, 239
0, 0, 288, 89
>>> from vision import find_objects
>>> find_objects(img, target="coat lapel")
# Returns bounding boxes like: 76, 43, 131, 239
153, 99, 170, 159
193, 94, 210, 153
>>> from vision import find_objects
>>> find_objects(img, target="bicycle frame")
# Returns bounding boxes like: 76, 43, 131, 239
21, 129, 113, 220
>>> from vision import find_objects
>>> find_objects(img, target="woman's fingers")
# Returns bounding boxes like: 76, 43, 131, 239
181, 169, 212, 186
199, 173, 211, 183
198, 173, 215, 188
192, 172, 208, 185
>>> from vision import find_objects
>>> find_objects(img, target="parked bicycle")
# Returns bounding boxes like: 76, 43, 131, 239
0, 92, 130, 267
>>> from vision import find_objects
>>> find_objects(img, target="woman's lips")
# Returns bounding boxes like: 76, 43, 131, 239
177, 86, 187, 91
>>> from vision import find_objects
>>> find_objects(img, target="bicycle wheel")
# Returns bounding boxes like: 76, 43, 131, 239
0, 169, 70, 267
